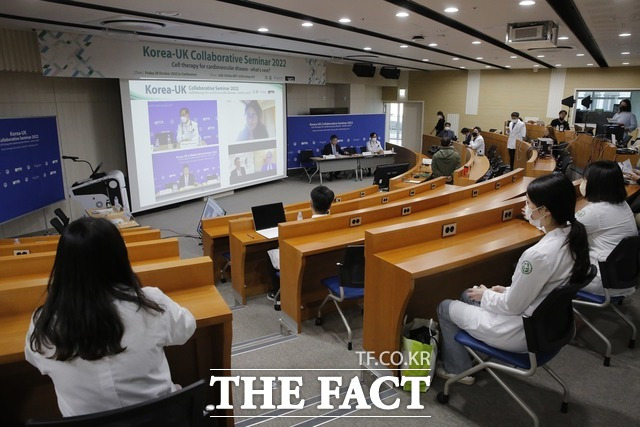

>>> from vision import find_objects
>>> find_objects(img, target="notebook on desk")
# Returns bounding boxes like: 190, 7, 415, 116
251, 202, 286, 239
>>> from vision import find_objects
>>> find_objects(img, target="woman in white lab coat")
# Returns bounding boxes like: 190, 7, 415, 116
468, 126, 485, 156
436, 173, 590, 382
577, 160, 637, 297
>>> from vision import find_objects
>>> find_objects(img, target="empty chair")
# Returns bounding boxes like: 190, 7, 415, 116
54, 208, 70, 226
26, 380, 211, 426
360, 146, 368, 154
438, 266, 596, 427
573, 236, 639, 366
50, 217, 66, 234
316, 245, 365, 350
551, 142, 569, 159
220, 251, 231, 283
299, 149, 317, 183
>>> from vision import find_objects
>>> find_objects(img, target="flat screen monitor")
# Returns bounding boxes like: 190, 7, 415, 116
372, 162, 410, 190
196, 196, 226, 237
251, 202, 286, 231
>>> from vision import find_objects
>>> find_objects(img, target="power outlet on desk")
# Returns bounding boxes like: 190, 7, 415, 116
335, 197, 342, 203
512, 175, 518, 182
409, 190, 416, 197
402, 206, 411, 216
381, 197, 389, 204
360, 191, 366, 197
472, 189, 479, 197
350, 217, 362, 227
502, 208, 514, 222
431, 183, 437, 190
13, 249, 30, 255
442, 223, 457, 237
495, 182, 501, 189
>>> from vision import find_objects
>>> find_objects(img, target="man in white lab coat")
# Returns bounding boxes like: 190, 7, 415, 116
507, 112, 526, 171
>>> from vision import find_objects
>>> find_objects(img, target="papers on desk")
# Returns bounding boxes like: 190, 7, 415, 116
618, 159, 633, 174
362, 151, 373, 156
422, 158, 432, 165
323, 154, 336, 159
383, 150, 394, 154
256, 227, 279, 239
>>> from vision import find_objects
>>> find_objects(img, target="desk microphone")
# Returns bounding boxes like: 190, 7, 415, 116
61, 155, 79, 160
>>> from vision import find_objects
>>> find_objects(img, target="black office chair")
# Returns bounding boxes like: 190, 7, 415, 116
50, 217, 66, 235
551, 142, 569, 159
54, 208, 70, 227
573, 236, 639, 366
316, 245, 365, 350
220, 251, 231, 283
360, 146, 368, 154
26, 380, 213, 426
299, 149, 317, 183
438, 266, 597, 427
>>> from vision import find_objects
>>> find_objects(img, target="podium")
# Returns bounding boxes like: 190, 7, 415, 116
69, 170, 130, 212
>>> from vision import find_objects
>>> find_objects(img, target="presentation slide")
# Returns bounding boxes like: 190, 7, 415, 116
121, 80, 286, 212
0, 116, 65, 223
286, 114, 386, 169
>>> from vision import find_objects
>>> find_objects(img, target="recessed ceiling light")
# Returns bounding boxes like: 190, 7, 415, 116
258, 27, 269, 32
510, 55, 518, 59
422, 58, 429, 62
476, 57, 483, 60
400, 44, 408, 48
363, 47, 372, 51
460, 66, 466, 69
452, 57, 459, 60
534, 64, 540, 67
444, 7, 459, 13
558, 36, 569, 40
536, 55, 545, 58
555, 64, 562, 67
505, 65, 512, 68
396, 12, 409, 17
156, 11, 180, 17
485, 65, 491, 68
619, 33, 631, 37
302, 22, 313, 27
623, 62, 630, 65
519, 1, 536, 6
472, 41, 481, 45
587, 63, 593, 66
576, 53, 585, 57
428, 43, 438, 47
621, 52, 630, 55
339, 17, 351, 23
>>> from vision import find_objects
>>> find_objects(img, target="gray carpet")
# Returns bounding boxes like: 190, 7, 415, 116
135, 172, 640, 426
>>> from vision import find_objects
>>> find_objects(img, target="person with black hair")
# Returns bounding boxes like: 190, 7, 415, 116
430, 137, 461, 183
469, 126, 485, 156
576, 161, 637, 297
322, 135, 349, 181
267, 185, 335, 308
612, 99, 637, 144
366, 132, 384, 154
460, 127, 472, 145
430, 111, 446, 135
437, 122, 457, 140
237, 100, 270, 141
550, 110, 570, 131
25, 217, 195, 417
436, 173, 590, 383
507, 111, 526, 171
176, 107, 200, 144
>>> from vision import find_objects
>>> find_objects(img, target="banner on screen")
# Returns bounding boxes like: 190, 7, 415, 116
38, 30, 326, 85
121, 79, 286, 212
286, 114, 385, 169
0, 116, 65, 223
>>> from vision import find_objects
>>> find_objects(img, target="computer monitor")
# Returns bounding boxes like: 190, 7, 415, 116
605, 124, 625, 145
196, 196, 226, 237
251, 202, 286, 231
372, 162, 410, 190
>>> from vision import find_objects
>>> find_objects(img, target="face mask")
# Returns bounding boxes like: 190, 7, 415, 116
371, 137, 377, 143
620, 104, 629, 112
472, 132, 478, 137
579, 180, 587, 197
444, 127, 450, 131
511, 118, 518, 123
524, 204, 548, 230
180, 116, 188, 123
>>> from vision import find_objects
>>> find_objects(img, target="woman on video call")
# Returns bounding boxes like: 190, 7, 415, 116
237, 100, 270, 141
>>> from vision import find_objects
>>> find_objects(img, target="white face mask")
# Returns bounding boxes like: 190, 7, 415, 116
511, 118, 518, 124
371, 137, 377, 143
180, 116, 188, 123
524, 203, 549, 231
579, 180, 587, 197
444, 127, 450, 131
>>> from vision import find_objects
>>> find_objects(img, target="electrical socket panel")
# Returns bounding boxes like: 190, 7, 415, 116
381, 196, 389, 204
402, 206, 411, 216
360, 191, 366, 197
502, 208, 514, 222
409, 190, 415, 197
431, 183, 436, 189
472, 189, 479, 197
349, 217, 362, 227
495, 182, 501, 189
13, 249, 30, 255
442, 223, 457, 237
335, 197, 342, 202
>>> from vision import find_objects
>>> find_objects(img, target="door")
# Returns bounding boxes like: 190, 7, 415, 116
384, 102, 424, 153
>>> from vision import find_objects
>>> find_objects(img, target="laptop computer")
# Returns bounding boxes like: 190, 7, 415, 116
197, 196, 227, 237
251, 202, 286, 239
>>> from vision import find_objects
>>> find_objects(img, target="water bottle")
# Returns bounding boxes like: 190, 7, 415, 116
297, 211, 303, 221
14, 238, 20, 245
114, 196, 122, 212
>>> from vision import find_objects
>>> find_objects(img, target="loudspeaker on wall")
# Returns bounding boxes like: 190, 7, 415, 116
352, 63, 376, 77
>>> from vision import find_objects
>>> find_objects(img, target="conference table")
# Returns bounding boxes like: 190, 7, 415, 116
312, 153, 396, 184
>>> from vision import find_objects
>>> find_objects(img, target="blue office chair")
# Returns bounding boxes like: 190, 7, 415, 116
316, 245, 365, 350
26, 380, 213, 426
573, 236, 639, 366
220, 251, 231, 283
438, 266, 597, 427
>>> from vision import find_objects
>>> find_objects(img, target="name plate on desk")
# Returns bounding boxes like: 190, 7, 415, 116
383, 150, 394, 154
323, 155, 336, 159
362, 152, 373, 156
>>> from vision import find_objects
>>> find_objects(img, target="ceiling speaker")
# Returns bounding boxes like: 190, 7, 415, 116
380, 67, 400, 79
352, 63, 376, 78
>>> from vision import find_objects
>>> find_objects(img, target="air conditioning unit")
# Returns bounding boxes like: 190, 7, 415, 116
506, 21, 558, 49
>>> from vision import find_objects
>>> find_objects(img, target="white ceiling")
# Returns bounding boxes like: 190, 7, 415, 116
0, 0, 637, 71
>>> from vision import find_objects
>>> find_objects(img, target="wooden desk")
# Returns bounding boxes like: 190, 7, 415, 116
0, 257, 233, 426
525, 149, 557, 177
86, 208, 140, 229
0, 226, 151, 247
453, 150, 491, 186
312, 156, 359, 184
362, 199, 543, 369
278, 171, 532, 333
481, 132, 531, 171
568, 133, 640, 171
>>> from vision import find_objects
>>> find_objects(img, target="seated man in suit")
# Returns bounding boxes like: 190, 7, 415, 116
230, 157, 246, 184
431, 137, 461, 183
267, 185, 335, 309
437, 122, 457, 141
322, 134, 349, 181
178, 164, 198, 189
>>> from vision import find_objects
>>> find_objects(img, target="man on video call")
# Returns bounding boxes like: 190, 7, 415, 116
322, 134, 349, 181
178, 164, 198, 189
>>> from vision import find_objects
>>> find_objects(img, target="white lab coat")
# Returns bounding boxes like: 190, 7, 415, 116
177, 120, 200, 143
576, 201, 637, 297
367, 139, 383, 153
507, 120, 526, 149
449, 226, 574, 352
25, 287, 196, 417
469, 135, 485, 155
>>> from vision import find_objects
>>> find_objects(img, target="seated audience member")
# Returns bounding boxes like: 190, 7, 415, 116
550, 110, 570, 131
25, 217, 196, 417
469, 126, 485, 155
431, 137, 461, 183
460, 127, 472, 145
366, 132, 384, 154
267, 185, 335, 308
577, 161, 637, 296
322, 134, 349, 181
437, 122, 457, 141
436, 173, 590, 383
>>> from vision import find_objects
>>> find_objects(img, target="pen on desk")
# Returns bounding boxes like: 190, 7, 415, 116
246, 233, 254, 239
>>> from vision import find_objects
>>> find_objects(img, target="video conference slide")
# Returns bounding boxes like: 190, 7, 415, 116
0, 116, 65, 223
121, 79, 285, 212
